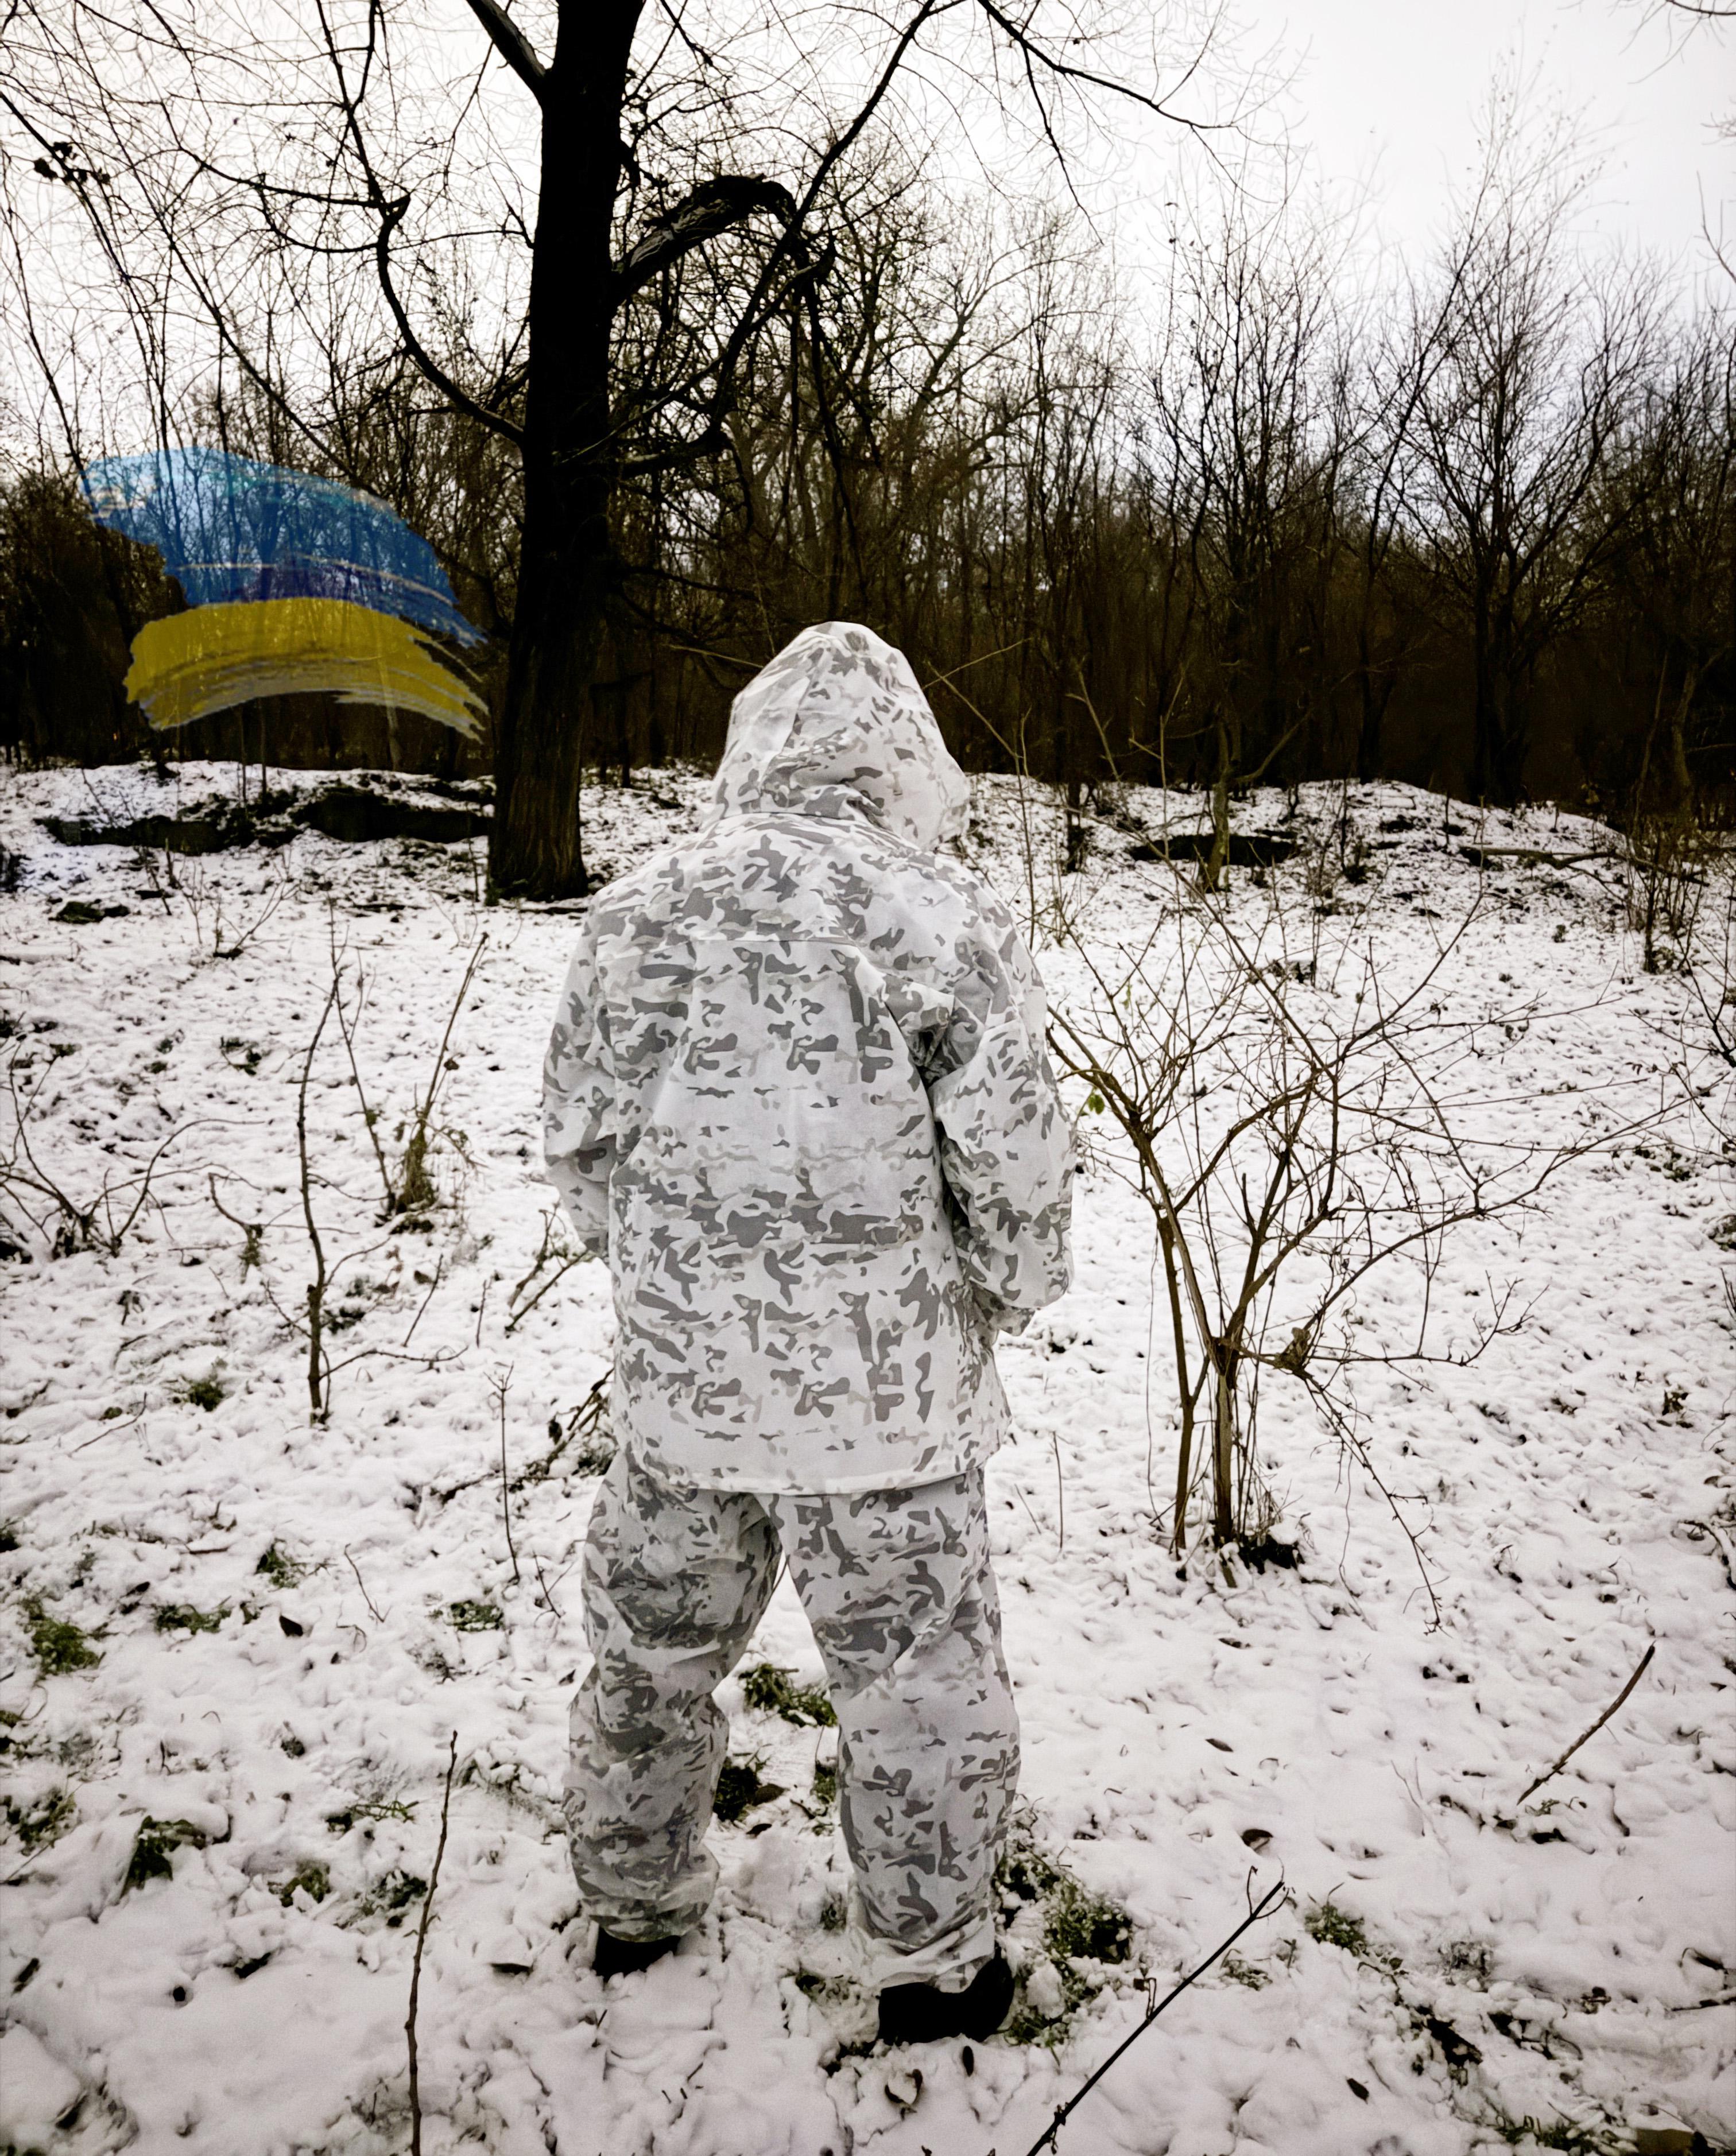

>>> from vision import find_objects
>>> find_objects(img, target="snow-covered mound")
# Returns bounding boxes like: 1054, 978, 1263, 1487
0, 762, 1730, 2155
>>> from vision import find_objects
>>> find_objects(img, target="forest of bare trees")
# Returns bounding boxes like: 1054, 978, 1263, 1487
1, 3, 1731, 893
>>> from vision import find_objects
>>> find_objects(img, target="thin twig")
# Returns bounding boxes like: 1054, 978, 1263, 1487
1516, 1643, 1656, 1808
503, 1253, 584, 1334
328, 925, 396, 1213
532, 1546, 563, 1619
207, 1172, 263, 1271
401, 1255, 445, 1346
1016, 1878, 1289, 2156
492, 1366, 521, 1587
1051, 1431, 1065, 1554
297, 980, 340, 1421
392, 936, 488, 1216
344, 1545, 385, 1623
406, 1732, 459, 2156
507, 1205, 563, 1309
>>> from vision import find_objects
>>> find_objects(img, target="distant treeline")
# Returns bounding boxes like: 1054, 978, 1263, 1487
3, 163, 1731, 827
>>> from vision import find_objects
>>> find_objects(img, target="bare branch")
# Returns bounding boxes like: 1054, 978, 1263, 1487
614, 175, 798, 305
460, 0, 547, 103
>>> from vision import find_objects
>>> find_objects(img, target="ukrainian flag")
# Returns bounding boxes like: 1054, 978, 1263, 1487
83, 448, 486, 738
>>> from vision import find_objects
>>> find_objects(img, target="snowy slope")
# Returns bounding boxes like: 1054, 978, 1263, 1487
0, 761, 1730, 2156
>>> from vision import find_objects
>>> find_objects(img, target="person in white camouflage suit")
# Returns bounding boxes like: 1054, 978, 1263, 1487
543, 619, 1074, 2042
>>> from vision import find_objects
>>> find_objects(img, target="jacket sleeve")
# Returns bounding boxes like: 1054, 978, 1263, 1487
542, 921, 616, 1259
925, 892, 1074, 1334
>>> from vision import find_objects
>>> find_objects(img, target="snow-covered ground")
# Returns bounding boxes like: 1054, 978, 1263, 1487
1, 760, 1730, 2156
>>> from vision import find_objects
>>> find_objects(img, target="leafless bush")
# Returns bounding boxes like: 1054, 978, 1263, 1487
330, 928, 488, 1221
0, 1042, 197, 1259
265, 969, 465, 1424
1050, 862, 1648, 1607
125, 842, 294, 966
503, 1203, 589, 1336
1626, 809, 1716, 974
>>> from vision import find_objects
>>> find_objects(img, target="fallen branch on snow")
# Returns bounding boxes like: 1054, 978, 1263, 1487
1516, 1642, 1656, 1809
406, 1732, 459, 2156
1010, 1875, 1289, 2156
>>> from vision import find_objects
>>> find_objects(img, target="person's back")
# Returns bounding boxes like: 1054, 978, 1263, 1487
544, 621, 1074, 2036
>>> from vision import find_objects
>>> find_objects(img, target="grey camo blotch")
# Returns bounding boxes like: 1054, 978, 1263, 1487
544, 618, 1075, 1496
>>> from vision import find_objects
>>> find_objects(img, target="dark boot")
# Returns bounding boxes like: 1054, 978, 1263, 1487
878, 1952, 1014, 2045
594, 1927, 680, 1978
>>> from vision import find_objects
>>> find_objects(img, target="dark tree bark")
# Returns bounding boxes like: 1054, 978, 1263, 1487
487, 1, 639, 898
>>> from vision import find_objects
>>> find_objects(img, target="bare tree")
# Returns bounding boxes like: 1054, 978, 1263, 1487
1, 0, 1241, 896
1142, 166, 1344, 883
1608, 307, 1736, 824
1405, 95, 1656, 805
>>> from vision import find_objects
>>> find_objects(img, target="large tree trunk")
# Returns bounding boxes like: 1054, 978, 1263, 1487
1468, 572, 1508, 805
1492, 676, 1530, 805
1470, 641, 1498, 803
493, 481, 610, 898
488, 1, 642, 900
1476, 597, 1531, 808
1353, 595, 1391, 785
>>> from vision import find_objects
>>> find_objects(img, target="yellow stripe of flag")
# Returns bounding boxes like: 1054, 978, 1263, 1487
125, 598, 486, 739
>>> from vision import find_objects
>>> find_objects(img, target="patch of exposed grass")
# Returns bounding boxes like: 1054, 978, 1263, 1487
742, 1661, 836, 1727
358, 1868, 427, 1928
811, 1759, 838, 1808
1002, 1991, 1063, 2043
5, 1786, 75, 1853
173, 1370, 226, 1412
1305, 1901, 1370, 1957
1489, 2111, 1621, 2153
154, 1603, 227, 1634
996, 1843, 1066, 1906
448, 1598, 502, 1632
123, 1816, 208, 1893
25, 1598, 100, 1675
326, 1796, 416, 1835
274, 1862, 330, 1906
574, 1434, 616, 1476
1442, 1936, 1495, 1984
255, 1543, 305, 1589
713, 1758, 785, 1823
1220, 1953, 1270, 1990
219, 1037, 264, 1076
1044, 1876, 1133, 1967
995, 1831, 1138, 2045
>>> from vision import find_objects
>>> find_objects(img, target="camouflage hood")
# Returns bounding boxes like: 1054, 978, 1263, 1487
705, 621, 971, 851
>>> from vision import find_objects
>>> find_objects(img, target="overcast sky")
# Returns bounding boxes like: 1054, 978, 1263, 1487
1237, 0, 1731, 273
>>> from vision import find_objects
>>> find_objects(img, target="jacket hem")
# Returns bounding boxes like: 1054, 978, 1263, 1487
616, 1426, 1004, 1498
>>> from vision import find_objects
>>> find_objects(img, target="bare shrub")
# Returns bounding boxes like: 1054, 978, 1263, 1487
1050, 837, 1649, 1603
0, 1040, 197, 1260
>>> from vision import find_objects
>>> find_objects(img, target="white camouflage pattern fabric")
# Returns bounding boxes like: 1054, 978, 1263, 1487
565, 1447, 1017, 1985
544, 618, 1074, 1495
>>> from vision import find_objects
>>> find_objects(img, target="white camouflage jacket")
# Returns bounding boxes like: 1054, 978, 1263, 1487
543, 621, 1074, 1494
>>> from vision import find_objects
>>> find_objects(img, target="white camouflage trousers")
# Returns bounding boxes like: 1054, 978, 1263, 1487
564, 1446, 1019, 1988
